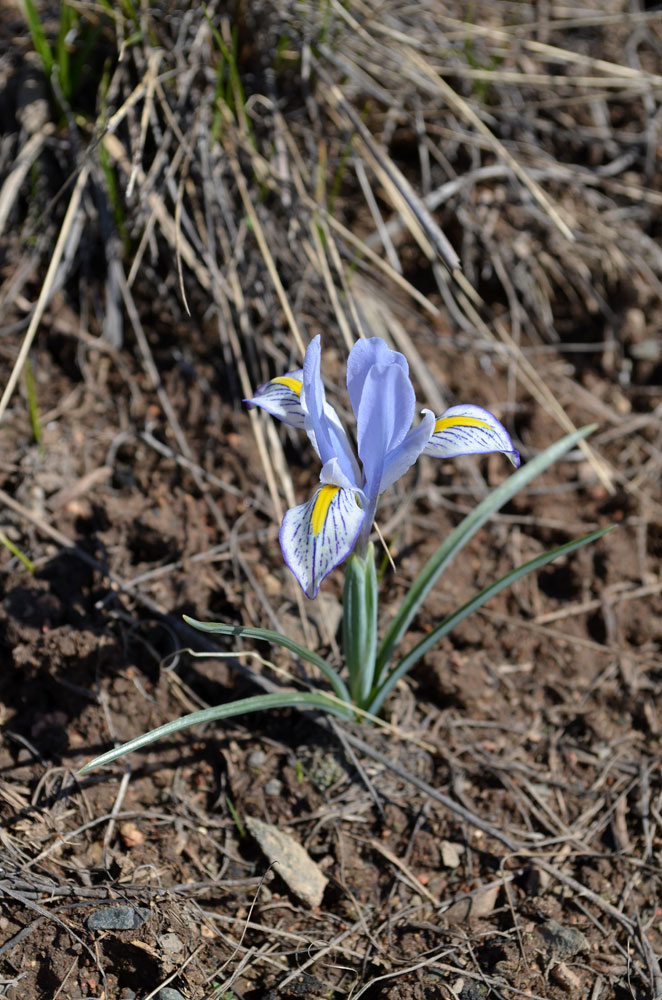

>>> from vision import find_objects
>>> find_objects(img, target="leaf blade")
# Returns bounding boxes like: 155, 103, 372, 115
375, 425, 597, 678
79, 691, 351, 772
183, 615, 351, 704
23, 0, 55, 76
369, 526, 613, 715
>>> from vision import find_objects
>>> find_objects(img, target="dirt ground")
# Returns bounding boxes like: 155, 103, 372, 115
1, 2, 662, 999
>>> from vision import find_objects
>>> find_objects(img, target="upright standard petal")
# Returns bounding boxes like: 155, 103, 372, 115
245, 369, 306, 429
423, 404, 520, 467
347, 337, 409, 420
280, 485, 365, 599
379, 408, 436, 492
356, 362, 416, 501
301, 336, 361, 486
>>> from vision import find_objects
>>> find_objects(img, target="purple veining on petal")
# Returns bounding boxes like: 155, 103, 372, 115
280, 486, 365, 598
244, 369, 306, 429
423, 404, 520, 467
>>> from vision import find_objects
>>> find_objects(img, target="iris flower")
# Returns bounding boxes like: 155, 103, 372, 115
247, 336, 519, 599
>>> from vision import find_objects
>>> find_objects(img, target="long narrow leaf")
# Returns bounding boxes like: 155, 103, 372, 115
55, 2, 75, 102
23, 0, 54, 76
0, 529, 35, 573
376, 425, 596, 679
79, 691, 352, 772
368, 525, 612, 715
183, 615, 351, 704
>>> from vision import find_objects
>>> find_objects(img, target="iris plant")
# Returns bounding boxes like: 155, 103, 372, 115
81, 338, 609, 773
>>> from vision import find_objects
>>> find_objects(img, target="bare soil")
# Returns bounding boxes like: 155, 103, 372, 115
1, 293, 660, 999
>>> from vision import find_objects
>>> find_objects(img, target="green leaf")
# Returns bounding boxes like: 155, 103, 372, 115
55, 1, 75, 102
182, 615, 351, 704
23, 0, 54, 76
343, 543, 378, 706
0, 530, 35, 573
24, 358, 41, 446
368, 525, 613, 715
79, 690, 352, 772
375, 425, 596, 680
226, 796, 245, 838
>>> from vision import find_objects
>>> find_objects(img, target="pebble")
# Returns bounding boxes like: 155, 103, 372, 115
264, 778, 283, 796
440, 840, 463, 869
156, 990, 186, 1000
87, 906, 151, 930
245, 816, 328, 907
159, 932, 184, 954
534, 919, 588, 960
248, 749, 267, 767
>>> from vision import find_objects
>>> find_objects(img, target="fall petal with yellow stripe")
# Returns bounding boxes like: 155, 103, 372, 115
280, 485, 365, 600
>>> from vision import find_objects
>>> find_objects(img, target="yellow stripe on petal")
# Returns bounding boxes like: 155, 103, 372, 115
311, 485, 341, 535
434, 415, 491, 434
272, 375, 302, 397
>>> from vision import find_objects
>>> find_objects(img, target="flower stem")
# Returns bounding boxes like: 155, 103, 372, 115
343, 542, 378, 707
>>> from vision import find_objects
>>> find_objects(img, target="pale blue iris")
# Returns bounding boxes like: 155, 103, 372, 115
247, 336, 519, 598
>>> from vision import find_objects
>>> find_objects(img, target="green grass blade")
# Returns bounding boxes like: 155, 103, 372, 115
202, 5, 253, 142
368, 525, 613, 716
24, 358, 42, 445
23, 0, 54, 76
375, 425, 597, 680
79, 690, 352, 772
55, 2, 75, 102
183, 615, 351, 704
226, 796, 245, 838
0, 530, 35, 573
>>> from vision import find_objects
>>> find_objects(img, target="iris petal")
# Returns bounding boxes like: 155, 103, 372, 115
380, 408, 436, 492
423, 404, 520, 467
301, 336, 361, 486
356, 362, 416, 501
245, 369, 306, 429
347, 337, 409, 420
280, 486, 365, 599
320, 457, 360, 493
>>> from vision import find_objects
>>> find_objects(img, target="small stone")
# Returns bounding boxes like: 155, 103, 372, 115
159, 932, 184, 954
245, 816, 328, 907
296, 745, 347, 789
264, 778, 283, 796
248, 749, 267, 767
441, 840, 463, 869
443, 883, 500, 925
87, 905, 151, 930
630, 337, 662, 362
459, 983, 485, 1000
534, 919, 588, 961
119, 821, 145, 848
156, 990, 186, 1000
550, 961, 583, 992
